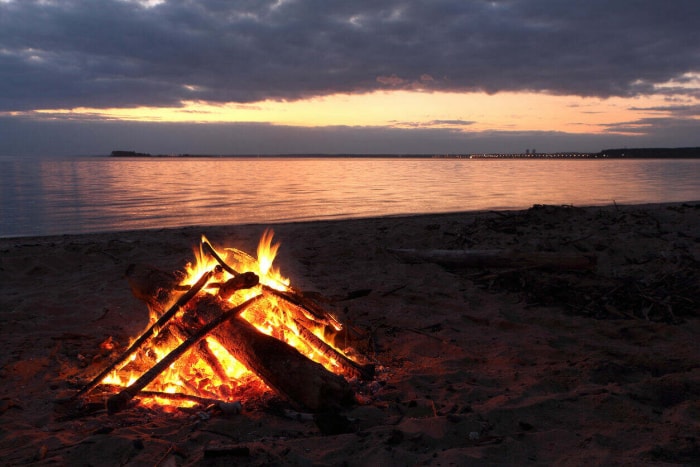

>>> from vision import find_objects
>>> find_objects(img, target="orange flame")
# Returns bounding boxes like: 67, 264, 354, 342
102, 230, 354, 408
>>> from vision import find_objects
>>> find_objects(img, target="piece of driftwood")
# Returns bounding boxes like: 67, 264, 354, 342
261, 285, 343, 330
100, 384, 240, 410
389, 248, 596, 270
164, 320, 230, 386
291, 319, 374, 380
73, 267, 217, 399
194, 298, 356, 411
202, 239, 240, 276
107, 295, 265, 414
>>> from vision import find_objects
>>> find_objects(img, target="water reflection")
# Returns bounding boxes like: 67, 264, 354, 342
1, 157, 698, 237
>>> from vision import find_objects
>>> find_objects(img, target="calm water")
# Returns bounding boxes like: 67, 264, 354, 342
1, 157, 699, 238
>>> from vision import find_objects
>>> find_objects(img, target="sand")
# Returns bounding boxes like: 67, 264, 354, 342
1, 202, 699, 466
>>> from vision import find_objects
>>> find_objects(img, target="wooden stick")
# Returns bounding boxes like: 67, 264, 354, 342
262, 285, 342, 330
389, 248, 596, 270
107, 294, 265, 414
74, 268, 217, 399
101, 384, 240, 409
291, 319, 374, 380
165, 321, 230, 387
225, 246, 339, 323
202, 239, 239, 276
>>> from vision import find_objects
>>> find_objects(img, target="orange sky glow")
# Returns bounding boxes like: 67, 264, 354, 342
23, 87, 696, 138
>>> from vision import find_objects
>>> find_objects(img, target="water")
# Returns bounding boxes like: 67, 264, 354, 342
1, 156, 699, 238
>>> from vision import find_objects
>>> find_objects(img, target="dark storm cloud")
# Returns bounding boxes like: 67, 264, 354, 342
1, 0, 698, 111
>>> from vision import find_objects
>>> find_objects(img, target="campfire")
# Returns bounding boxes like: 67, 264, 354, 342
73, 230, 372, 414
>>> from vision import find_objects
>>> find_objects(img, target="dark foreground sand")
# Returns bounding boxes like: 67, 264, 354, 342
1, 202, 699, 466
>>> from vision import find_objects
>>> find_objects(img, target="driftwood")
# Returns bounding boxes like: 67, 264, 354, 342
126, 265, 356, 411
194, 298, 356, 410
290, 319, 374, 380
202, 238, 240, 276
389, 248, 596, 270
73, 267, 217, 399
100, 384, 241, 411
107, 295, 264, 414
261, 285, 343, 330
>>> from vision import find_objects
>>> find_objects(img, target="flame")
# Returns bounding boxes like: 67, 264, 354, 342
101, 230, 356, 409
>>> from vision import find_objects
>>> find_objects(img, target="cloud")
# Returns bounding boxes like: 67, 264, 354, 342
2, 115, 695, 158
629, 104, 700, 118
388, 119, 476, 129
1, 0, 699, 111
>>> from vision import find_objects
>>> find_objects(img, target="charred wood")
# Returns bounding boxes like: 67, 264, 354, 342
73, 267, 216, 399
194, 298, 356, 411
107, 295, 264, 414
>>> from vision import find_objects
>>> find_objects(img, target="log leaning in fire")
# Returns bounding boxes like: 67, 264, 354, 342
202, 239, 239, 277
261, 285, 343, 330
194, 298, 356, 411
291, 319, 374, 380
388, 248, 596, 270
107, 294, 265, 414
166, 321, 230, 386
73, 267, 217, 399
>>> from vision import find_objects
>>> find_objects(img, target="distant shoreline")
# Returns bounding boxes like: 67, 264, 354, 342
110, 147, 700, 159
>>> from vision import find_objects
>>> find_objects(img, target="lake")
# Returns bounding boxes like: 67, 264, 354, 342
1, 156, 699, 238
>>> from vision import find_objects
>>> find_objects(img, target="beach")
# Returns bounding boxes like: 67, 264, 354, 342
1, 202, 699, 465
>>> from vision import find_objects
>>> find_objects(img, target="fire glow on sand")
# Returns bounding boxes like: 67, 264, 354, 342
74, 230, 373, 414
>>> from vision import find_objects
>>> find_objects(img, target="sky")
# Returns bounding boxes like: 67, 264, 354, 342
1, 0, 699, 157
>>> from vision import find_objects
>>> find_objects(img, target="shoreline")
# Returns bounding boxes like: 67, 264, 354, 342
107, 146, 700, 159
1, 201, 699, 464
3, 200, 699, 242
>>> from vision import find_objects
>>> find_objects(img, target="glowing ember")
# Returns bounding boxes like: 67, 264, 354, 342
100, 230, 358, 409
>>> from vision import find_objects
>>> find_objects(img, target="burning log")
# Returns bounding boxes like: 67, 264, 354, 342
166, 321, 230, 385
100, 384, 241, 411
290, 319, 374, 380
73, 267, 217, 399
261, 285, 343, 330
107, 294, 265, 414
193, 298, 356, 411
237, 300, 372, 379
208, 271, 260, 300
389, 248, 596, 270
201, 238, 239, 276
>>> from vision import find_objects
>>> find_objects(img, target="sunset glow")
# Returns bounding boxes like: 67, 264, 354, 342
1, 1, 697, 155
23, 89, 698, 137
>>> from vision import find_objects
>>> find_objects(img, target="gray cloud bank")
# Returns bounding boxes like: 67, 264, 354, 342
2, 0, 698, 156
1, 0, 699, 112
2, 116, 692, 157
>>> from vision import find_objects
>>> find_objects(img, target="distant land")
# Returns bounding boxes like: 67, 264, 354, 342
110, 147, 700, 159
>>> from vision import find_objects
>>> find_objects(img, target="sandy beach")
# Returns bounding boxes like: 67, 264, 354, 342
1, 202, 699, 466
